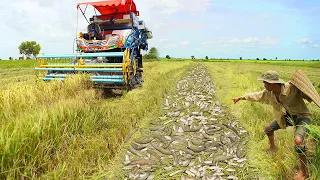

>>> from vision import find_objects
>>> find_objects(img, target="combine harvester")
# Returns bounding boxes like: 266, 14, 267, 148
35, 0, 152, 90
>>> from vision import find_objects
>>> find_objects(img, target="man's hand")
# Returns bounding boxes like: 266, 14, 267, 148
232, 97, 243, 104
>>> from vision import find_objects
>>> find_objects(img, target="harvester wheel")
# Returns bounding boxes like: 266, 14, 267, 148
103, 88, 113, 95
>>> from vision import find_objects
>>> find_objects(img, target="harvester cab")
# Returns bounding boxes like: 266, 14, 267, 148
35, 0, 152, 90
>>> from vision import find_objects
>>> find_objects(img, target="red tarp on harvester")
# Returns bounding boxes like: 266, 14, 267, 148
77, 0, 139, 15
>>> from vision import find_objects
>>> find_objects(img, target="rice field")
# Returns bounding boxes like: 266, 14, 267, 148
204, 61, 320, 179
0, 59, 319, 179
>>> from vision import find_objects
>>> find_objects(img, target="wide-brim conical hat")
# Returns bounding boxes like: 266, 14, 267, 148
289, 70, 320, 108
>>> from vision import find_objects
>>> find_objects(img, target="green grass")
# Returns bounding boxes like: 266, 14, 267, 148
185, 59, 320, 68
204, 62, 320, 179
240, 60, 320, 68
0, 60, 192, 179
0, 60, 34, 69
0, 60, 36, 91
1, 59, 319, 179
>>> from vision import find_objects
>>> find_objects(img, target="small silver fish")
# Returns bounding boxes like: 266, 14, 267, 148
227, 175, 239, 180
169, 169, 184, 177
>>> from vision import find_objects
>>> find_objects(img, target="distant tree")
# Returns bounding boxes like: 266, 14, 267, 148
143, 47, 159, 59
9, 57, 13, 60
191, 56, 195, 59
166, 55, 171, 59
19, 41, 41, 59
149, 47, 159, 58
256, 58, 259, 60
275, 57, 278, 60
240, 57, 242, 60
205, 56, 209, 60
263, 58, 267, 60
19, 57, 23, 60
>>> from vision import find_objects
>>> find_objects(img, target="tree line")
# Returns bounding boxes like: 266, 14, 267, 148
4, 41, 160, 61
3, 43, 318, 61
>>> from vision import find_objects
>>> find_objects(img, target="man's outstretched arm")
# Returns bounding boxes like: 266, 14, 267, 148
232, 96, 245, 104
232, 90, 270, 104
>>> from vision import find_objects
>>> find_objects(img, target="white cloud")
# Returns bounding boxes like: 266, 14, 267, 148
202, 41, 212, 46
0, 0, 213, 59
0, 0, 95, 57
180, 41, 190, 46
164, 44, 177, 48
223, 37, 259, 44
201, 37, 280, 49
295, 38, 319, 48
0, 0, 317, 60
218, 37, 280, 48
260, 37, 280, 47
243, 37, 259, 43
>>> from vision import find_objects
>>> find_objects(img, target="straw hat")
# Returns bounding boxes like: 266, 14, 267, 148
257, 71, 285, 84
289, 70, 320, 108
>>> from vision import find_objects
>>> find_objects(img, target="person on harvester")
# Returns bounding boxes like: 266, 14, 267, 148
87, 19, 103, 40
232, 71, 314, 180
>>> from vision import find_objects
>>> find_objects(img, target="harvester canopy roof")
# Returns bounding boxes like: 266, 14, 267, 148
77, 0, 139, 15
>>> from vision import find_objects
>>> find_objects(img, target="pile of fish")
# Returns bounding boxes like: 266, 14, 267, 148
122, 65, 252, 180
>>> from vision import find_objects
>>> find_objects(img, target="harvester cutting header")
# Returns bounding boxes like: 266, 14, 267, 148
35, 0, 152, 90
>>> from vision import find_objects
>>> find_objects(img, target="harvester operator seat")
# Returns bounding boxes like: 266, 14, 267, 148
87, 22, 103, 40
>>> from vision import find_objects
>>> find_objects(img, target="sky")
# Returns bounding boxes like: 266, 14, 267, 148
0, 0, 319, 60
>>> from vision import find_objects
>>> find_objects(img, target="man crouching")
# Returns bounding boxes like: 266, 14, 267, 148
232, 71, 312, 180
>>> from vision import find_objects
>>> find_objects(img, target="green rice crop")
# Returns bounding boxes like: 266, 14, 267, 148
1, 59, 319, 179
205, 62, 320, 179
0, 61, 191, 179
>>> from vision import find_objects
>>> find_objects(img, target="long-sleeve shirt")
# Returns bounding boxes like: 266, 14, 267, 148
243, 82, 311, 129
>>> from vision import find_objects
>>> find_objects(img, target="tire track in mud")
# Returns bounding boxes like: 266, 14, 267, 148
122, 64, 255, 180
